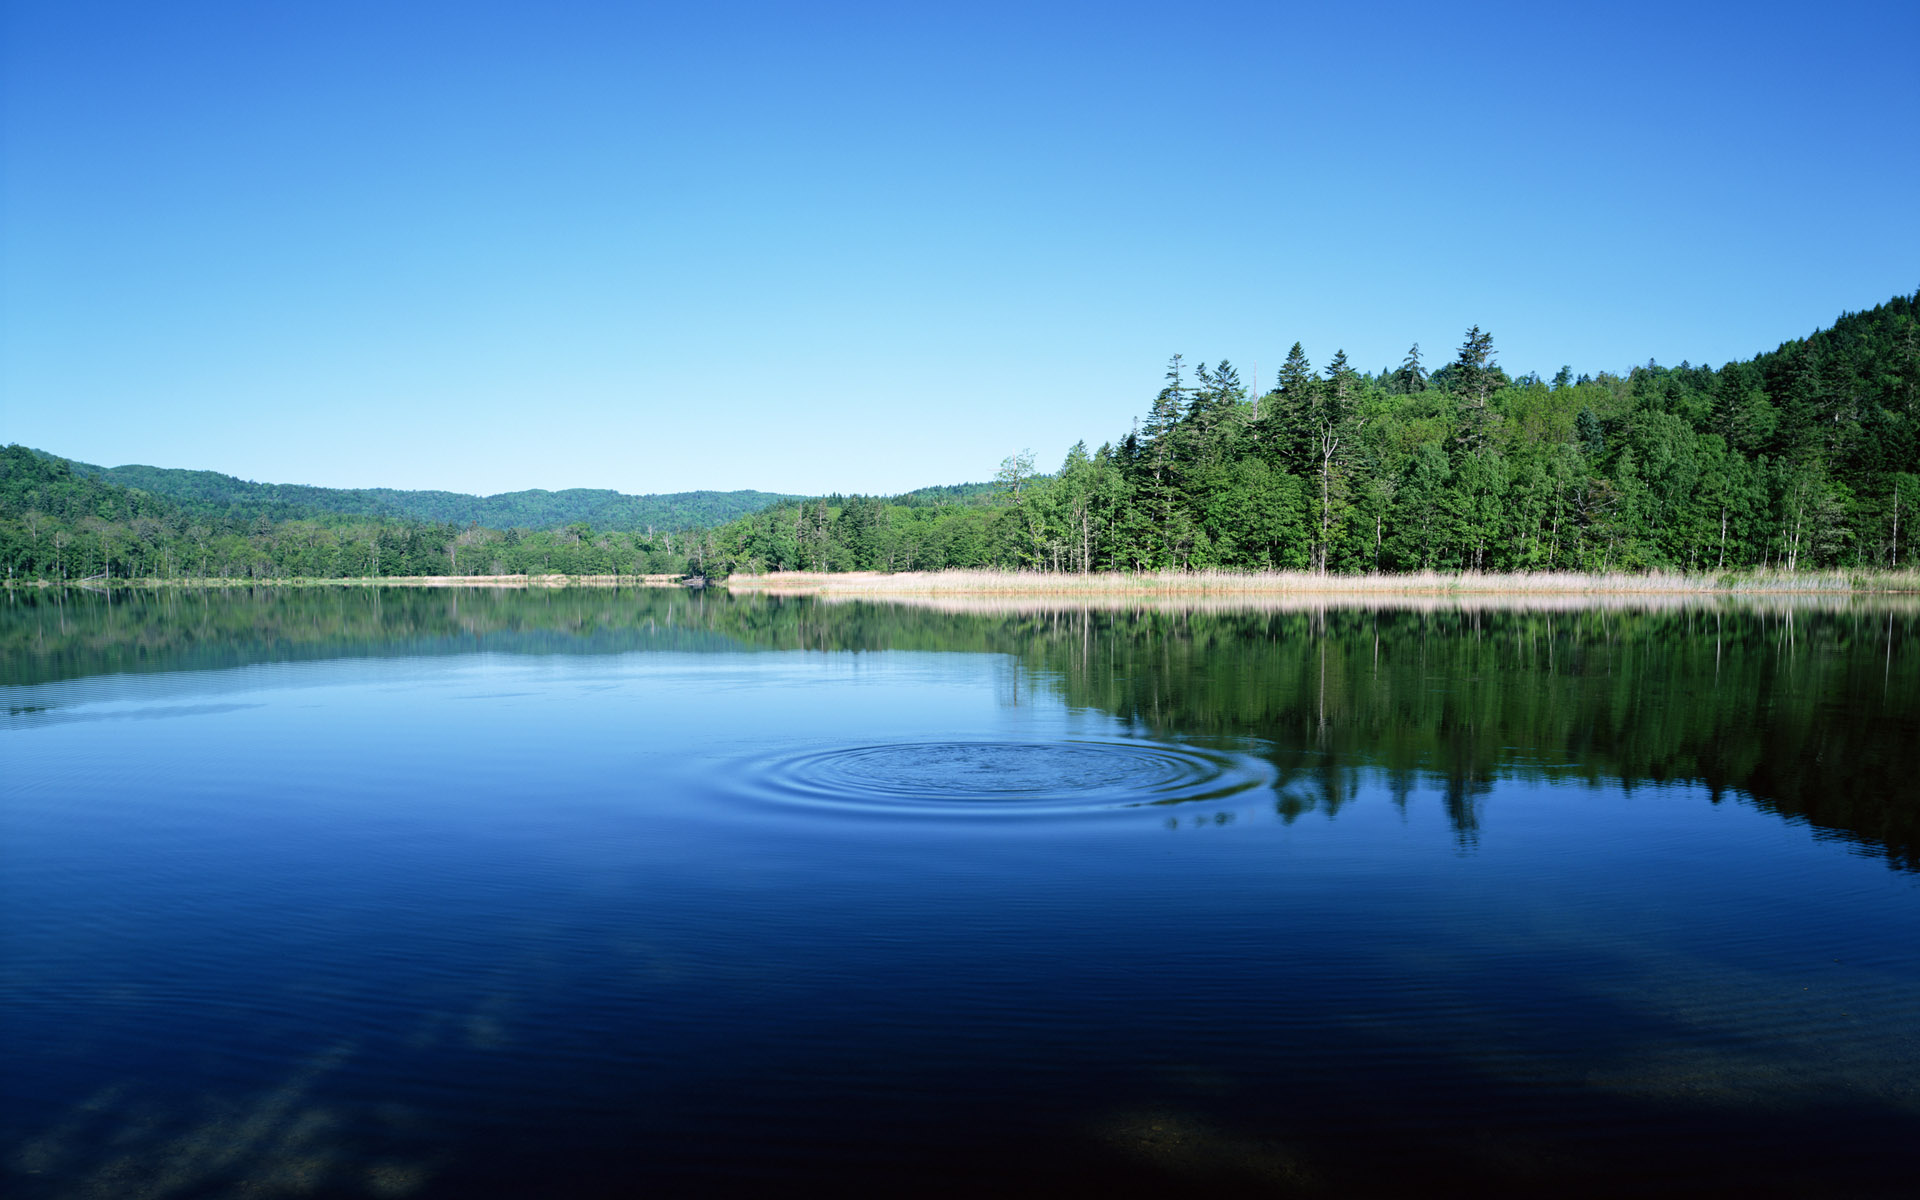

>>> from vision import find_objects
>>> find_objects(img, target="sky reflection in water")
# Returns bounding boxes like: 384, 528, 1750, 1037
3, 587, 1918, 1196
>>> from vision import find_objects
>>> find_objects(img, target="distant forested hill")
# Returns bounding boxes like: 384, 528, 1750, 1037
53, 457, 799, 531
0, 445, 712, 580
887, 480, 1007, 507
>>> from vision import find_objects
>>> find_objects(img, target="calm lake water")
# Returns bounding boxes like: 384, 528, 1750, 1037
4, 586, 1918, 1197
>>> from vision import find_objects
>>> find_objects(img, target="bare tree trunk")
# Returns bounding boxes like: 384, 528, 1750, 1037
1893, 480, 1901, 569
1788, 494, 1806, 572
1320, 455, 1332, 575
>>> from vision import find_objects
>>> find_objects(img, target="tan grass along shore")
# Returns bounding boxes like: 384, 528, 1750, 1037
10, 568, 1920, 598
723, 568, 1920, 597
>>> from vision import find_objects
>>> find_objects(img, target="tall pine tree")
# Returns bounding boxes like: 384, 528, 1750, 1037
1395, 343, 1428, 394
1450, 326, 1499, 456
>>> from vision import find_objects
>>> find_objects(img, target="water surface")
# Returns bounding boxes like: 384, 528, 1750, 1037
4, 587, 1918, 1196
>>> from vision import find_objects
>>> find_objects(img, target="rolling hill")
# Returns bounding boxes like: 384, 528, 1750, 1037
54, 456, 801, 532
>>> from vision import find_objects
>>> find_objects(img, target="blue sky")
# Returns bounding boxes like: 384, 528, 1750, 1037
4, 0, 1916, 496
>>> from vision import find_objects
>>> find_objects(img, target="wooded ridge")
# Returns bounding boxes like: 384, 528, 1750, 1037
58, 455, 801, 531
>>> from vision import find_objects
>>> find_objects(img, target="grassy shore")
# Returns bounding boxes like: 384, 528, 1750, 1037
724, 568, 1920, 597
11, 568, 1920, 599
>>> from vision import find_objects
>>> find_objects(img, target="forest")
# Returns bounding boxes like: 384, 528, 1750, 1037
65, 458, 799, 530
714, 292, 1920, 576
0, 446, 711, 581
3, 291, 1915, 582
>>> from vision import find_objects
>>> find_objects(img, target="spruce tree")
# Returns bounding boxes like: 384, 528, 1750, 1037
1311, 350, 1363, 572
1575, 408, 1606, 461
1395, 343, 1428, 394
1187, 360, 1247, 467
1450, 325, 1499, 455
1260, 343, 1318, 476
1277, 342, 1315, 397
1137, 356, 1190, 563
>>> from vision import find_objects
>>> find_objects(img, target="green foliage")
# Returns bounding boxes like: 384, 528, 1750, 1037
7, 292, 1917, 582
0, 444, 699, 581
694, 290, 1919, 577
59, 455, 799, 531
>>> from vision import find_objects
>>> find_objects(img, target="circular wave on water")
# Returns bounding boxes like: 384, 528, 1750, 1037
742, 740, 1271, 815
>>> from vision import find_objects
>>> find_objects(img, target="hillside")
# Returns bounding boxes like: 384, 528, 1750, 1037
57, 456, 800, 532
712, 292, 1920, 574
0, 444, 996, 582
886, 480, 1006, 507
0, 446, 700, 580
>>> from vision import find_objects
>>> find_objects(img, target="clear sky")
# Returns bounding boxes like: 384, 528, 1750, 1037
4, 1, 1917, 497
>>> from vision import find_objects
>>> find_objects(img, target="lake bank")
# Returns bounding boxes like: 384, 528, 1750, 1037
723, 567, 1920, 597
10, 568, 1920, 597
3, 573, 690, 589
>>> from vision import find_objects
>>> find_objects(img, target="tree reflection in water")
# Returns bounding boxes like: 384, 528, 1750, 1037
5, 585, 1916, 869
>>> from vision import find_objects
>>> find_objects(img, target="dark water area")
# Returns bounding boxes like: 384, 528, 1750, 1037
4, 587, 1918, 1197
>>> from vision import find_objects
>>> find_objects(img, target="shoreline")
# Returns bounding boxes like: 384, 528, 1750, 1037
12, 568, 1917, 596
721, 568, 1920, 596
2, 573, 690, 590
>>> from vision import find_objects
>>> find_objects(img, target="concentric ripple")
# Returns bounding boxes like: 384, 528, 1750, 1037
740, 740, 1272, 815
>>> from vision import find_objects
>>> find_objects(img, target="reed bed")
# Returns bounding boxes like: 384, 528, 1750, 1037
19, 569, 1918, 601
724, 568, 1920, 598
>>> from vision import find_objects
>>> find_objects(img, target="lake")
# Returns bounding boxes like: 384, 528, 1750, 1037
4, 586, 1918, 1196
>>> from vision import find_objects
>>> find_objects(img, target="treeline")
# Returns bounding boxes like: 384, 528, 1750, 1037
63, 456, 798, 531
714, 293, 1920, 575
0, 446, 709, 581
8, 292, 1916, 582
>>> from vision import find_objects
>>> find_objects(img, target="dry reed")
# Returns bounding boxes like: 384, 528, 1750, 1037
724, 568, 1920, 599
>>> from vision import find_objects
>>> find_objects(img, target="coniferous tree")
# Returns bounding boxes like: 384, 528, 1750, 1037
1309, 350, 1363, 573
1450, 326, 1499, 456
1260, 343, 1319, 477
1710, 363, 1775, 455
1134, 357, 1190, 566
1765, 343, 1821, 455
1186, 360, 1248, 468
1575, 408, 1607, 462
1395, 343, 1428, 394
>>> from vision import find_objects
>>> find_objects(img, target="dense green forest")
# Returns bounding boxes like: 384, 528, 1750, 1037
8, 586, 1915, 871
4, 292, 1916, 581
0, 444, 1009, 582
714, 292, 1920, 575
0, 445, 714, 580
60, 454, 799, 531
